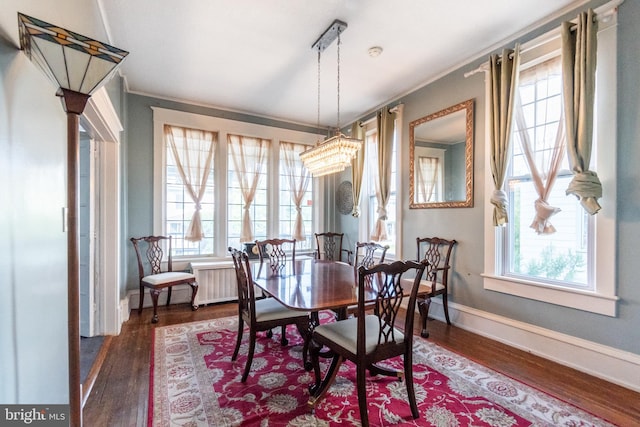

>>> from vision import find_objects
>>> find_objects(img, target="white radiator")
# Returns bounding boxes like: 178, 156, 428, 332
190, 261, 238, 305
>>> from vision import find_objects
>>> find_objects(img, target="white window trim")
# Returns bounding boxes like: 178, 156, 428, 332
482, 1, 620, 317
152, 107, 322, 261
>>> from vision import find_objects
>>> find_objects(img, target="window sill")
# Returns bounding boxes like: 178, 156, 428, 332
482, 274, 618, 317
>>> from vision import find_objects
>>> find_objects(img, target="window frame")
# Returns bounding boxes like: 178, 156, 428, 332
153, 108, 323, 261
482, 3, 619, 316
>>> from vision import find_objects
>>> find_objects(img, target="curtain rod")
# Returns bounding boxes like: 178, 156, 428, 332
359, 104, 401, 127
464, 0, 623, 78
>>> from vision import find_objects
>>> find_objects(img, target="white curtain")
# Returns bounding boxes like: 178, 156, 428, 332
513, 57, 566, 234
417, 156, 439, 202
228, 134, 269, 242
281, 141, 311, 241
164, 124, 217, 242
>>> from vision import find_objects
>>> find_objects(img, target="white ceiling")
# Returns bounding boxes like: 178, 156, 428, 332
2, 0, 583, 128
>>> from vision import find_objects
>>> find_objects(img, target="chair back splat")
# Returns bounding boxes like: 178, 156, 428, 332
314, 232, 352, 263
130, 236, 198, 323
308, 259, 428, 426
255, 238, 296, 274
354, 241, 389, 269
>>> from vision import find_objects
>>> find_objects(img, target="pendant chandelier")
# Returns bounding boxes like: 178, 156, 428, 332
300, 19, 362, 177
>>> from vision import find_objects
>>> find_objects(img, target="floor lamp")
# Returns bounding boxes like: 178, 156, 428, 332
17, 14, 128, 427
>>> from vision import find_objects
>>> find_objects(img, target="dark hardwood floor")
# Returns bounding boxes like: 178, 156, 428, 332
83, 303, 640, 426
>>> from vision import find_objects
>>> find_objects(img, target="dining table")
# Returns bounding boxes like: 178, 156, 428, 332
251, 256, 434, 368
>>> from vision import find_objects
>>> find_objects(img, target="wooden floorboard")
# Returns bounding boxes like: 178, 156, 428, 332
83, 302, 640, 426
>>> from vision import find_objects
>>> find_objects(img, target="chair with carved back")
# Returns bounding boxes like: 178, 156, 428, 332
130, 236, 198, 323
314, 232, 352, 264
402, 236, 457, 337
353, 241, 389, 269
308, 260, 428, 427
255, 238, 297, 274
229, 247, 310, 382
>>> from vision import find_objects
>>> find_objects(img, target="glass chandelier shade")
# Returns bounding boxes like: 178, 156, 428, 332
18, 13, 129, 97
300, 19, 362, 177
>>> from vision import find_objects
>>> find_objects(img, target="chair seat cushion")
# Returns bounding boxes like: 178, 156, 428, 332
142, 271, 195, 286
314, 315, 404, 355
255, 297, 309, 322
400, 278, 445, 295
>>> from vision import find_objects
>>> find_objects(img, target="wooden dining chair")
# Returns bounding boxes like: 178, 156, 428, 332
308, 260, 428, 427
130, 236, 198, 323
353, 241, 389, 268
254, 238, 296, 274
402, 236, 457, 337
229, 247, 310, 382
314, 232, 352, 263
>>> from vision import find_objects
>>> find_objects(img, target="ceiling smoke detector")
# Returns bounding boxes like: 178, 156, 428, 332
368, 46, 383, 57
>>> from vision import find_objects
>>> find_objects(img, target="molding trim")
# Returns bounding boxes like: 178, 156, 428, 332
424, 299, 640, 393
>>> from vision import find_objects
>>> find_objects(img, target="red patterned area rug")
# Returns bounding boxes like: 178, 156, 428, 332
149, 314, 614, 426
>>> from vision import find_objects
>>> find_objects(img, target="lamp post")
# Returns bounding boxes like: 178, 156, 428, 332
17, 14, 128, 427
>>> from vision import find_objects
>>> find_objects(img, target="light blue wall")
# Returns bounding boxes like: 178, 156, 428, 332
0, 41, 69, 403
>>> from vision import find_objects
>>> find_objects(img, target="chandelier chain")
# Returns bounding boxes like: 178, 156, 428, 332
337, 32, 341, 132
317, 48, 321, 141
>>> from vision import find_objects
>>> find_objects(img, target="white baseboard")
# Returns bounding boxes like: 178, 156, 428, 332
423, 298, 640, 393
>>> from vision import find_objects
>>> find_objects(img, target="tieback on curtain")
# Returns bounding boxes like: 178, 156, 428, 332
532, 199, 561, 234
490, 189, 509, 225
376, 205, 388, 221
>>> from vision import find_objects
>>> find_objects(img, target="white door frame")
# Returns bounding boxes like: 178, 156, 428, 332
81, 87, 123, 335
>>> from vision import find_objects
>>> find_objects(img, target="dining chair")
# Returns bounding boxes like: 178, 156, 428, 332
314, 232, 352, 264
229, 247, 310, 382
353, 241, 389, 268
254, 238, 296, 274
130, 236, 198, 323
308, 259, 428, 427
402, 236, 457, 336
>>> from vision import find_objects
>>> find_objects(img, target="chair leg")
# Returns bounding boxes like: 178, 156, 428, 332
417, 296, 432, 338
280, 325, 288, 346
442, 293, 451, 325
150, 289, 161, 323
190, 283, 199, 311
166, 287, 172, 306
241, 329, 257, 383
138, 285, 145, 313
232, 317, 244, 361
404, 350, 419, 419
356, 363, 369, 427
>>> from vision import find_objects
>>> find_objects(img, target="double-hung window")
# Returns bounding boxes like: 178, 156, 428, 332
482, 3, 618, 316
153, 108, 320, 259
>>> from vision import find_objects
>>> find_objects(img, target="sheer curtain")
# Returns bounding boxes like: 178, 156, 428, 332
562, 8, 601, 215
228, 134, 269, 242
514, 57, 565, 234
489, 46, 520, 226
164, 124, 217, 242
370, 107, 395, 241
417, 156, 439, 202
281, 141, 310, 241
350, 121, 365, 217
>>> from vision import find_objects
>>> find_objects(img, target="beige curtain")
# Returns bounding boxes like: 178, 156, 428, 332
164, 124, 217, 242
489, 45, 521, 226
417, 156, 439, 202
370, 107, 395, 241
562, 9, 601, 215
350, 121, 365, 217
281, 141, 311, 241
514, 57, 566, 234
228, 134, 269, 242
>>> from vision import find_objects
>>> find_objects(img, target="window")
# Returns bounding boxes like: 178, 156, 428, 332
279, 142, 313, 250
360, 109, 402, 258
153, 109, 320, 260
482, 3, 618, 316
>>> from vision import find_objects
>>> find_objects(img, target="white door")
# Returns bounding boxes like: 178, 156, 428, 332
79, 133, 96, 337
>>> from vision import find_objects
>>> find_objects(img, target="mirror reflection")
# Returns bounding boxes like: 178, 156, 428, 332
409, 99, 474, 208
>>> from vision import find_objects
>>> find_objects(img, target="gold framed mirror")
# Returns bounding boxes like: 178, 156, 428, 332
409, 99, 474, 208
